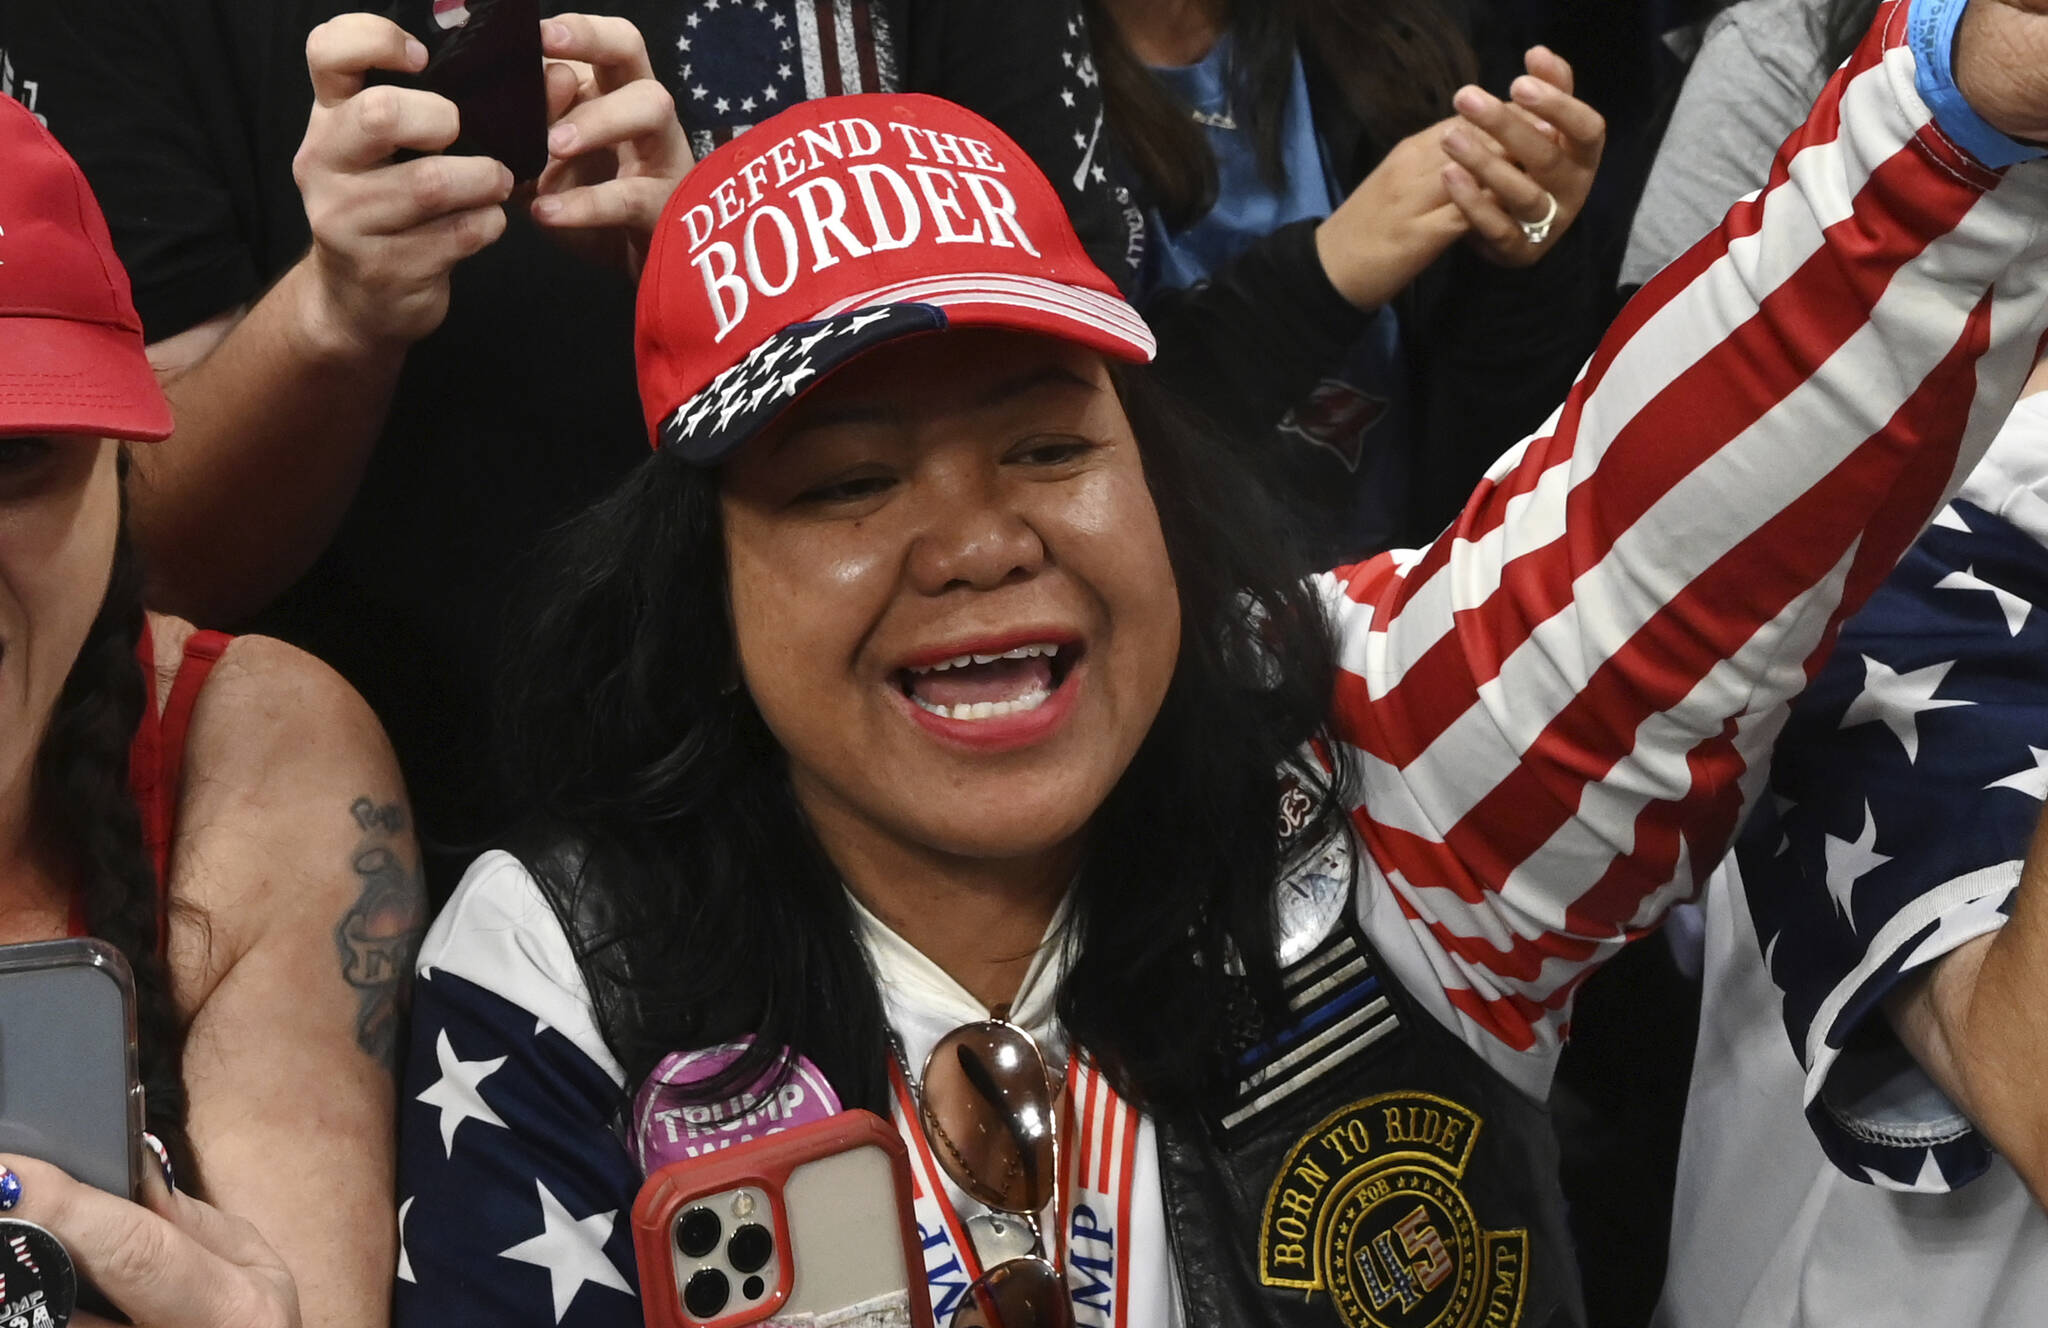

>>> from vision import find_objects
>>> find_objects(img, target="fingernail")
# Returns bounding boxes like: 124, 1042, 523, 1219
1511, 76, 1543, 104
142, 1132, 176, 1192
532, 196, 563, 220
499, 165, 516, 194
1444, 128, 1469, 154
405, 38, 428, 68
0, 1166, 21, 1212
1454, 86, 1495, 115
543, 20, 569, 47
549, 122, 578, 153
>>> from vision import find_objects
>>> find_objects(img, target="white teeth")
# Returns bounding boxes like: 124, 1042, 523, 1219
909, 685, 1052, 720
908, 643, 1061, 675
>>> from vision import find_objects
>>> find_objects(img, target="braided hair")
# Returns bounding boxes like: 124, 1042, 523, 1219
31, 514, 195, 1192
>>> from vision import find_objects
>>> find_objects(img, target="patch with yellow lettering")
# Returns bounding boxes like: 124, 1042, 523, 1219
1259, 1093, 1527, 1328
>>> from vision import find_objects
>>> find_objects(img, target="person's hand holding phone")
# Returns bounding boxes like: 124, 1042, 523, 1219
530, 14, 696, 275
0, 1153, 301, 1328
293, 13, 516, 356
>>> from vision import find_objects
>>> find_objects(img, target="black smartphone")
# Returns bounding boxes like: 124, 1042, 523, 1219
387, 0, 549, 181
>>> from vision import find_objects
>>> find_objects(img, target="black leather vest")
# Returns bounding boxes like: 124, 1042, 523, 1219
1154, 873, 1585, 1328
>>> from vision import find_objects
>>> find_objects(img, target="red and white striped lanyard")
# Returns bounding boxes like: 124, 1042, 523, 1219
887, 1049, 1143, 1328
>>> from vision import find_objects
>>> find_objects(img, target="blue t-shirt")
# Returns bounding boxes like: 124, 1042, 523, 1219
1143, 34, 1410, 555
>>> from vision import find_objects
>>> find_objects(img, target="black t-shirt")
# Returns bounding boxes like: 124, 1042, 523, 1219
2, 0, 648, 896
0, 0, 1133, 897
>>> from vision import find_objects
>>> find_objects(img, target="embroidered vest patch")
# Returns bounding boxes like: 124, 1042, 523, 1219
1258, 1092, 1528, 1328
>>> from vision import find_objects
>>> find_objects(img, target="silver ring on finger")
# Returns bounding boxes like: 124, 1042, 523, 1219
1518, 190, 1560, 246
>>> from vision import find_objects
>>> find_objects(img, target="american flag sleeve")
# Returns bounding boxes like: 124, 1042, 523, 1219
1736, 396, 2048, 1194
395, 854, 644, 1328
1320, 0, 2048, 1093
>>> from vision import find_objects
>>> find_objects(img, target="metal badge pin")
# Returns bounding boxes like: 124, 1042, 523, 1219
0, 1218, 76, 1327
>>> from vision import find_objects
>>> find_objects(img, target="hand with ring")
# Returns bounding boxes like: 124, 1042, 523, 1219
1439, 46, 1606, 268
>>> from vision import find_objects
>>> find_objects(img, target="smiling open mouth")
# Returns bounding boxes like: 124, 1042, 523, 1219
895, 643, 1080, 721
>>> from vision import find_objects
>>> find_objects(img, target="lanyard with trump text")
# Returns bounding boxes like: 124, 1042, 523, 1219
887, 1050, 1140, 1328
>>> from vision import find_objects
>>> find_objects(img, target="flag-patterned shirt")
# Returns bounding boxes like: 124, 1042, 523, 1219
394, 3, 2048, 1323
1736, 391, 2048, 1194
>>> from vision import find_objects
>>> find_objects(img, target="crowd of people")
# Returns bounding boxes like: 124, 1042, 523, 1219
2, 0, 2047, 1325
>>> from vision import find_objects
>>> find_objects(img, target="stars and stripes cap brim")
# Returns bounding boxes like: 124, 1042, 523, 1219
656, 274, 1154, 461
637, 91, 1153, 463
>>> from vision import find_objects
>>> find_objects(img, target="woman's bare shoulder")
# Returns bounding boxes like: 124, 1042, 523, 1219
150, 615, 422, 1027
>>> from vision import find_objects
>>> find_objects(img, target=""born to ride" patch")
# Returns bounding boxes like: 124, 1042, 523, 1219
1258, 1092, 1527, 1328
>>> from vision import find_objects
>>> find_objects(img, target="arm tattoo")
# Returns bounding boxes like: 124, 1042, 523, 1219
336, 798, 428, 1070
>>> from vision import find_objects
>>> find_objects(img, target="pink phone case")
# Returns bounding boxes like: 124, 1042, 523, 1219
631, 1110, 936, 1328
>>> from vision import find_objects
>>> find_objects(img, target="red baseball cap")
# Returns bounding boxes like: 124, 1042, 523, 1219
0, 96, 173, 443
637, 92, 1154, 462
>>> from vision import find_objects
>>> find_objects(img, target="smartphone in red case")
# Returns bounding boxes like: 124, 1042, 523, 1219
632, 1110, 936, 1328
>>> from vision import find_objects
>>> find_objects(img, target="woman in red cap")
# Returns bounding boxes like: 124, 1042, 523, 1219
0, 96, 414, 1328
398, 3, 2048, 1326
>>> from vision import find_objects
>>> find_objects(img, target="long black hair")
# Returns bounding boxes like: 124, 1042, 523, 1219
500, 366, 1354, 1117
1084, 0, 1479, 228
32, 501, 195, 1189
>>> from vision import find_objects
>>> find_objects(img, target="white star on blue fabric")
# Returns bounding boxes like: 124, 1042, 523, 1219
1823, 802, 1891, 929
1864, 1151, 1950, 1194
397, 1197, 416, 1284
795, 324, 842, 355
1985, 745, 2048, 799
779, 360, 816, 395
1900, 889, 2012, 972
415, 1030, 508, 1157
1838, 656, 1972, 763
1935, 564, 2032, 636
499, 1181, 633, 1323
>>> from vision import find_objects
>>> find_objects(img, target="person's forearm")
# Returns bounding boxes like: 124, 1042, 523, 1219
132, 257, 407, 625
1890, 807, 2048, 1208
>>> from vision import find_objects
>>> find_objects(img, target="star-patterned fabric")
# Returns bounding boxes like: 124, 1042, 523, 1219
659, 304, 942, 459
650, 0, 900, 162
392, 8, 2048, 1318
1736, 392, 2048, 1194
394, 860, 642, 1328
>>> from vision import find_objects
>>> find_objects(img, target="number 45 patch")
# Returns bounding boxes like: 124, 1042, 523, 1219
1258, 1093, 1528, 1328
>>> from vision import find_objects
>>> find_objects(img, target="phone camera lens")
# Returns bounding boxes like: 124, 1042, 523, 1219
742, 1275, 766, 1301
728, 1223, 774, 1274
677, 1207, 722, 1258
683, 1268, 730, 1319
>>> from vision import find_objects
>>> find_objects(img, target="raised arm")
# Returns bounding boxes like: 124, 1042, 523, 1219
1327, 0, 2048, 1092
137, 14, 690, 623
130, 15, 510, 622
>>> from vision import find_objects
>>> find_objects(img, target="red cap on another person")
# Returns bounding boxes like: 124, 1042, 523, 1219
0, 96, 173, 443
637, 92, 1154, 462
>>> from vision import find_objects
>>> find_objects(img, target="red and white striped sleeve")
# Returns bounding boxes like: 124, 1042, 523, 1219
1328, 0, 2048, 1096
